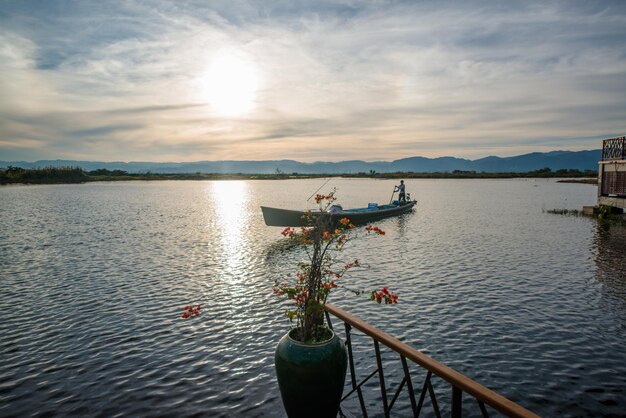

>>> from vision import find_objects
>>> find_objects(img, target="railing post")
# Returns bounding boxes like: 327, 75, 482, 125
401, 355, 418, 414
374, 340, 390, 417
345, 323, 368, 418
452, 386, 463, 418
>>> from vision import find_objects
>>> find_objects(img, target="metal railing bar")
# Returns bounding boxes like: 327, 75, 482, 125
325, 311, 334, 330
387, 376, 407, 412
325, 303, 539, 418
338, 406, 360, 418
452, 386, 462, 418
338, 407, 348, 418
374, 340, 390, 417
341, 368, 379, 402
427, 377, 442, 418
343, 322, 368, 417
416, 370, 432, 416
400, 355, 419, 415
478, 399, 490, 418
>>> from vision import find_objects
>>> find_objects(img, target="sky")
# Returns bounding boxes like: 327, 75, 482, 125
1, 0, 625, 163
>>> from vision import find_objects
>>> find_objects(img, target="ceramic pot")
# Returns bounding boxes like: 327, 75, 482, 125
275, 328, 347, 418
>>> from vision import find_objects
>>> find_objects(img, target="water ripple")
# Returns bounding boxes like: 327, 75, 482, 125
0, 179, 624, 417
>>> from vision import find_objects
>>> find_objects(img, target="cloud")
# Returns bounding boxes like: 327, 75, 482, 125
0, 0, 625, 162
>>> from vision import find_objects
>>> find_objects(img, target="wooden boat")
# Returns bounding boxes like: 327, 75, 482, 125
261, 200, 417, 227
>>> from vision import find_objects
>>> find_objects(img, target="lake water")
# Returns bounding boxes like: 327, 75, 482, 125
1, 178, 624, 417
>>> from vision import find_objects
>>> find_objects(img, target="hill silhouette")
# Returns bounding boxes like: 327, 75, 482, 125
1, 149, 601, 174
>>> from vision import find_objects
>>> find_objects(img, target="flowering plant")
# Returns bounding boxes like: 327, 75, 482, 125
273, 190, 397, 343
181, 304, 202, 319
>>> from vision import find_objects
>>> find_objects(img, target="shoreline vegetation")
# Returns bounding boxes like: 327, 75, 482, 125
546, 206, 626, 226
0, 166, 599, 185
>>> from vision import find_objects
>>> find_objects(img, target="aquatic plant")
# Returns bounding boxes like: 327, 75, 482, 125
545, 206, 626, 228
272, 190, 397, 343
546, 208, 582, 216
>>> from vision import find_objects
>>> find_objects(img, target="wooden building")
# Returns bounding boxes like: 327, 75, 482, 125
598, 136, 626, 210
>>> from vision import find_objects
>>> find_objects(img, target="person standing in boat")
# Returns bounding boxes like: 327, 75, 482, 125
394, 180, 406, 204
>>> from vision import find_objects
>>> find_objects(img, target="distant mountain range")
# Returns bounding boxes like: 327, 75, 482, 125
0, 149, 601, 174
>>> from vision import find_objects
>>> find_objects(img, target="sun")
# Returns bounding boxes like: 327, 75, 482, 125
203, 50, 258, 117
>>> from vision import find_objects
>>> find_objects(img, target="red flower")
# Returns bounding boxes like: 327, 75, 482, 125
365, 225, 386, 235
369, 288, 398, 305
282, 227, 296, 237
181, 304, 202, 319
314, 193, 333, 204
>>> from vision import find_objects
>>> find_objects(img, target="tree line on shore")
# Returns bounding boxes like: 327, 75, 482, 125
0, 165, 599, 185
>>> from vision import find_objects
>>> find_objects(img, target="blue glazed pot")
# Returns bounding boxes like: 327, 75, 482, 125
275, 328, 348, 418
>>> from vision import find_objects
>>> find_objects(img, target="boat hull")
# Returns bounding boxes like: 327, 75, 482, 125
261, 200, 417, 227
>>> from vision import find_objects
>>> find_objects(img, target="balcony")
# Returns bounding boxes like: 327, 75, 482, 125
599, 137, 626, 206
601, 136, 626, 161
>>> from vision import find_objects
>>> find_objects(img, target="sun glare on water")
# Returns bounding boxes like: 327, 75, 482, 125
203, 50, 258, 117
208, 181, 250, 278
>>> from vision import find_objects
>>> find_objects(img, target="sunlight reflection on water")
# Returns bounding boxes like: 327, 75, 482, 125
208, 181, 251, 281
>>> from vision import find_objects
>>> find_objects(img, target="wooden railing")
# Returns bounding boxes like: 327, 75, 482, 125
325, 303, 539, 418
602, 137, 626, 161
